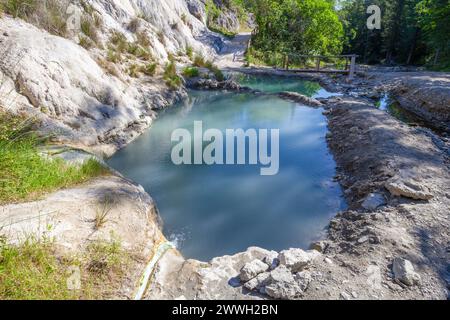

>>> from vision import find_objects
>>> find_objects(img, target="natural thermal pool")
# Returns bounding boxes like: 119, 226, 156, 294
230, 72, 338, 98
108, 87, 346, 261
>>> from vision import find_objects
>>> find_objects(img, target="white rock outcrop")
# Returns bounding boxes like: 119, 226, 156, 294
392, 258, 421, 286
278, 248, 321, 272
0, 0, 222, 156
239, 259, 269, 282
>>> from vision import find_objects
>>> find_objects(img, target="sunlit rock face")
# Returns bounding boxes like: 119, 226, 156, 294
87, 0, 218, 60
0, 0, 223, 155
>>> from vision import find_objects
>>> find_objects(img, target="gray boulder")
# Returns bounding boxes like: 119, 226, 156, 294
385, 171, 433, 200
278, 248, 320, 272
392, 258, 421, 286
239, 259, 269, 282
295, 271, 312, 292
243, 272, 270, 291
187, 0, 206, 22
262, 250, 280, 270
264, 265, 300, 299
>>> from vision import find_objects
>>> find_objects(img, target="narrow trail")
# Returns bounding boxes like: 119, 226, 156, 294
215, 32, 251, 69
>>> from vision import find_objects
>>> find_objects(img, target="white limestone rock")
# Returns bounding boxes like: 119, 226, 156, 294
240, 259, 269, 282
392, 258, 421, 286
385, 171, 433, 200
278, 248, 321, 272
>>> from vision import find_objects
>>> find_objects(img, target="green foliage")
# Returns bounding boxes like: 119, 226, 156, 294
205, 0, 243, 37
107, 49, 122, 63
416, 0, 450, 69
193, 54, 206, 67
190, 55, 224, 80
248, 0, 344, 56
0, 112, 108, 204
80, 16, 99, 46
186, 45, 194, 59
0, 0, 36, 18
163, 60, 182, 89
109, 31, 128, 53
339, 0, 450, 68
128, 63, 140, 78
0, 235, 129, 300
78, 35, 93, 49
141, 63, 157, 76
182, 66, 200, 78
208, 24, 237, 38
0, 236, 78, 300
0, 0, 67, 37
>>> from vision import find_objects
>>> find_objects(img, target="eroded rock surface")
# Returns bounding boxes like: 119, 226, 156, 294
0, 173, 163, 299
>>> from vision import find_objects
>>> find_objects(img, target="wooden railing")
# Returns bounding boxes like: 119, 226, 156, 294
283, 54, 358, 79
247, 49, 358, 80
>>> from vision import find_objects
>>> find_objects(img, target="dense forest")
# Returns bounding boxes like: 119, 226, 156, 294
234, 0, 449, 70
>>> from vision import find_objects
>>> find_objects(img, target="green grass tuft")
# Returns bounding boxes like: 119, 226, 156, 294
163, 60, 182, 89
0, 235, 129, 300
0, 112, 108, 204
182, 66, 199, 78
0, 236, 78, 300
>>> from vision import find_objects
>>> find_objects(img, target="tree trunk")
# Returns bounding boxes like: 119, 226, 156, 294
433, 48, 441, 65
385, 0, 405, 64
406, 28, 419, 65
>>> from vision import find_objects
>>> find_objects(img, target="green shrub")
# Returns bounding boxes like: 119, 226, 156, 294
0, 0, 67, 37
128, 63, 140, 78
79, 35, 94, 49
209, 64, 224, 81
80, 16, 99, 45
186, 46, 194, 59
135, 46, 152, 61
182, 66, 199, 78
193, 54, 205, 67
163, 61, 182, 89
107, 49, 122, 63
141, 63, 157, 76
0, 0, 37, 19
110, 31, 128, 53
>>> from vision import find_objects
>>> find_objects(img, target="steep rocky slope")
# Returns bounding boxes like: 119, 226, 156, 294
0, 0, 222, 156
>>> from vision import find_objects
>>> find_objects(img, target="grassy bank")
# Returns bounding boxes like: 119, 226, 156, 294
0, 111, 108, 204
0, 236, 129, 300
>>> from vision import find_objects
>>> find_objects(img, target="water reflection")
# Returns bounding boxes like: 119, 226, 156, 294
108, 90, 346, 261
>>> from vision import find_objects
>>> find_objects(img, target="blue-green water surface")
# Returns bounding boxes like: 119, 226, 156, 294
108, 86, 346, 260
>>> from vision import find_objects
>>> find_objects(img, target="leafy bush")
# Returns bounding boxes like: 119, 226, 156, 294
163, 61, 182, 89
186, 46, 194, 59
80, 16, 100, 46
109, 31, 128, 53
182, 66, 199, 78
141, 63, 157, 76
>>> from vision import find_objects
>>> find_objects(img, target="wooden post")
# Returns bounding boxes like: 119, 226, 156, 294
316, 57, 320, 71
345, 57, 349, 71
348, 55, 356, 80
284, 54, 289, 70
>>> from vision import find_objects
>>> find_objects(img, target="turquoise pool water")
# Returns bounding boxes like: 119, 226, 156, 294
230, 73, 338, 98
107, 86, 346, 261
